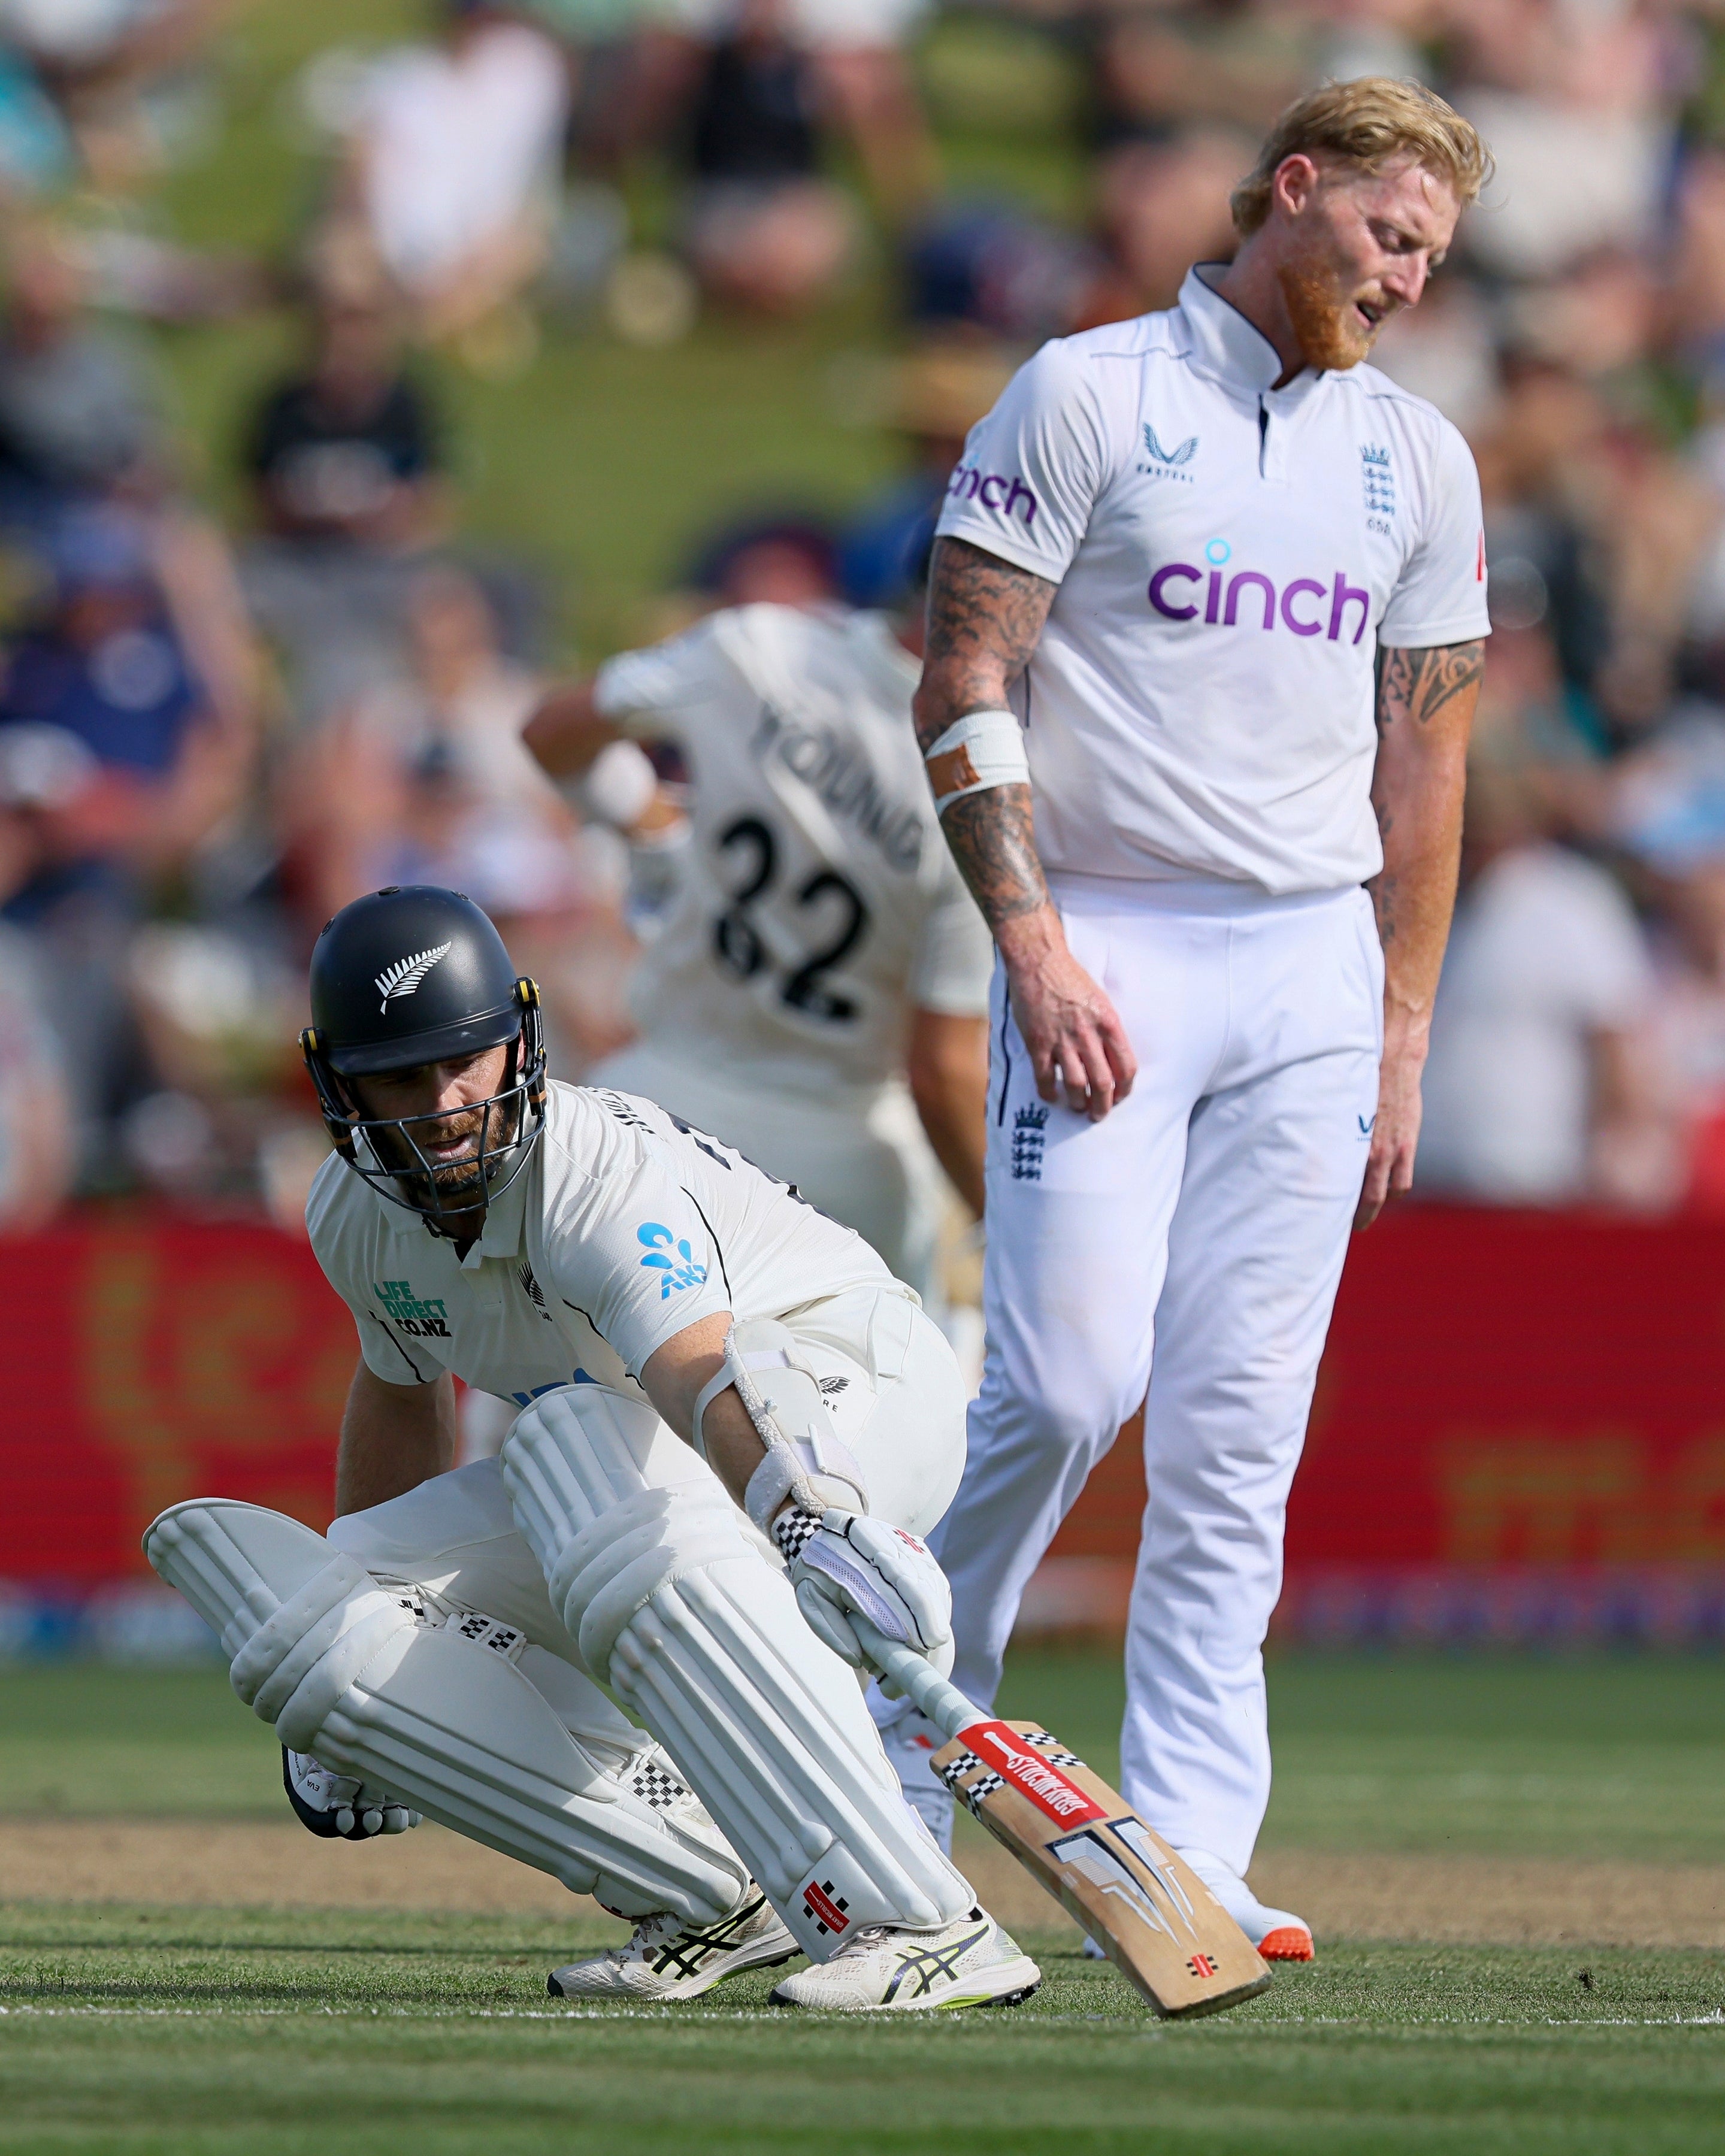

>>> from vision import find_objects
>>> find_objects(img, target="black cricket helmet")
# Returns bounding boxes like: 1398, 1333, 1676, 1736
300, 886, 546, 1227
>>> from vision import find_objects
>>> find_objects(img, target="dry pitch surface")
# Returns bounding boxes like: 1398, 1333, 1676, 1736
1, 1651, 1723, 2155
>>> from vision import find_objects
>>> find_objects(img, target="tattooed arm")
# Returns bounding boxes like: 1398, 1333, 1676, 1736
1357, 638, 1484, 1228
913, 536, 1136, 1119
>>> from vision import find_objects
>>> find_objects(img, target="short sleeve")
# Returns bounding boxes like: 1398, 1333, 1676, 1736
592, 617, 727, 738
304, 1159, 443, 1386
544, 1149, 731, 1377
934, 338, 1113, 585
1378, 417, 1493, 649
908, 862, 994, 1016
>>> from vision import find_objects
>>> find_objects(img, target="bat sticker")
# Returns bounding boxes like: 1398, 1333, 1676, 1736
958, 1721, 1108, 1825
1046, 1827, 1181, 1943
1110, 1816, 1202, 1939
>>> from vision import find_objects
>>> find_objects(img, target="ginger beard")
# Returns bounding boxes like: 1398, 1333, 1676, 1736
1275, 218, 1393, 373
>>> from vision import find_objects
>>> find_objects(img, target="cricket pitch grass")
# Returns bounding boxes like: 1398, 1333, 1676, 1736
1, 1651, 1722, 2154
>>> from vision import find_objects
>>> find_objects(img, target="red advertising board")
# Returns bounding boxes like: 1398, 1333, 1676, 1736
5, 1207, 1725, 1627
1051, 1206, 1725, 1577
0, 1215, 353, 1588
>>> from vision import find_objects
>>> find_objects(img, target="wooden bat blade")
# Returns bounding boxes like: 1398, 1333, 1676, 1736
934, 1719, 1272, 2018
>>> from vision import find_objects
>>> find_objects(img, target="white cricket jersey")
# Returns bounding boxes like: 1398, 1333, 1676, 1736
307, 1079, 892, 1406
593, 603, 992, 1098
936, 265, 1492, 897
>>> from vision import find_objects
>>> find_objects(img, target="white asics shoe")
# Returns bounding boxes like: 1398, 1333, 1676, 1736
870, 1689, 955, 1851
1176, 1846, 1314, 1961
547, 1892, 798, 2002
770, 1909, 1040, 2012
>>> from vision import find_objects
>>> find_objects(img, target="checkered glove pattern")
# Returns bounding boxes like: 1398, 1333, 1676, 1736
782, 1509, 955, 1688
771, 1508, 824, 1565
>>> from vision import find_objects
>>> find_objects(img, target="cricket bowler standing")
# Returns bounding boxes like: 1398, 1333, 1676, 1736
145, 884, 1037, 2010
876, 79, 1493, 1960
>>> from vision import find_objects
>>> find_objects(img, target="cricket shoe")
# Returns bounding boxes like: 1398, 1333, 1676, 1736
1175, 1846, 1314, 1961
547, 1891, 798, 2002
770, 1909, 1040, 2012
869, 1689, 955, 1852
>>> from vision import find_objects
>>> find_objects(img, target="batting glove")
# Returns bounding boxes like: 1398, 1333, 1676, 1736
283, 1749, 422, 1840
775, 1509, 955, 1687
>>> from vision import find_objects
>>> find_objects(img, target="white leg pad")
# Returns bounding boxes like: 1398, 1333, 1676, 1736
144, 1498, 750, 1924
503, 1385, 974, 1961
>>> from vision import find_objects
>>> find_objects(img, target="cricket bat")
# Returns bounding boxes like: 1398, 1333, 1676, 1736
853, 1619, 1272, 2018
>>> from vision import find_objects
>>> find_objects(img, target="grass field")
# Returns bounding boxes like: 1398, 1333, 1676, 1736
1, 1648, 1723, 2153
18, 8, 1725, 2146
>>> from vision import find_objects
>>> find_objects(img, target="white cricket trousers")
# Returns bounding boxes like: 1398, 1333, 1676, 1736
590, 1041, 950, 1309
934, 874, 1382, 1875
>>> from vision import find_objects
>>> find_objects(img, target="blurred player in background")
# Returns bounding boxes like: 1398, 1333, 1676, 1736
523, 534, 992, 1316
888, 81, 1493, 1961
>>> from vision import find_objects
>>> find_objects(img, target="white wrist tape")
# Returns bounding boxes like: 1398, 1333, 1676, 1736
924, 709, 1029, 816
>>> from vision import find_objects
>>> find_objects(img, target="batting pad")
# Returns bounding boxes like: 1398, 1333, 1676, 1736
503, 1386, 975, 1961
144, 1499, 750, 1924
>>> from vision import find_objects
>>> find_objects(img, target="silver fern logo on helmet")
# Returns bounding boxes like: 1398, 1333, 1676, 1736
374, 941, 453, 1014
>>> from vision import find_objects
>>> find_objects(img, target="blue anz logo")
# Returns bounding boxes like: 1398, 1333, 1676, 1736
637, 1222, 709, 1298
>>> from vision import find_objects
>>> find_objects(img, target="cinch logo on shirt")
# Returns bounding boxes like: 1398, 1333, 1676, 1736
945, 462, 1038, 526
636, 1223, 709, 1299
1148, 550, 1370, 644
374, 1279, 450, 1337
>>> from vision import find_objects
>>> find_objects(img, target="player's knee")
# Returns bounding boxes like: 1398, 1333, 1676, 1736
147, 1500, 418, 1754
503, 1385, 755, 1676
986, 1363, 1143, 1464
504, 1382, 705, 1571
564, 1483, 750, 1676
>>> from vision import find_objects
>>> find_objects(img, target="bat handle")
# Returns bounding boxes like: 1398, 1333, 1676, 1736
849, 1615, 979, 1745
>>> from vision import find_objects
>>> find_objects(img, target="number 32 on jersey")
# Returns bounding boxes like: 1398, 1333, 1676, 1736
711, 813, 871, 1024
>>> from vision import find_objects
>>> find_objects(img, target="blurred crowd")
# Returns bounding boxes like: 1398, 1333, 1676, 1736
10, 0, 1725, 1229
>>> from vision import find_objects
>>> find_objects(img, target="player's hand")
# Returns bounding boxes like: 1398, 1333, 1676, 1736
782, 1511, 955, 1689
283, 1749, 422, 1840
1355, 1034, 1424, 1229
1002, 915, 1136, 1121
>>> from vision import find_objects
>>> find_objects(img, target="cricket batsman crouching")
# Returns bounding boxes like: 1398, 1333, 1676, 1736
146, 883, 1038, 2011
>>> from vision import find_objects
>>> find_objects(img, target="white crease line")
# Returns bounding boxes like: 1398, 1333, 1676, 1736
0, 2003, 1720, 2028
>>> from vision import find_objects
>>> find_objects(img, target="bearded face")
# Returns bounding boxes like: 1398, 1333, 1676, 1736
1267, 158, 1458, 374
1274, 223, 1395, 371
349, 1046, 525, 1223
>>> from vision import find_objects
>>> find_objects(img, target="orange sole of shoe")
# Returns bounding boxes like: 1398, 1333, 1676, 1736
1257, 1926, 1314, 1962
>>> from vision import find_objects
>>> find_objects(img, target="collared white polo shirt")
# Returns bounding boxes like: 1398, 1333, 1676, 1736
307, 1079, 889, 1407
935, 264, 1491, 897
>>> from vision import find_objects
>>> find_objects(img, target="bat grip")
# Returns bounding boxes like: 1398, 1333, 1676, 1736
849, 1616, 979, 1744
